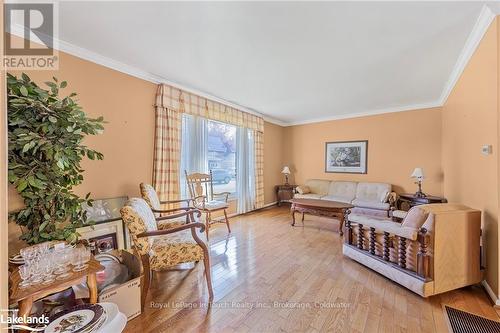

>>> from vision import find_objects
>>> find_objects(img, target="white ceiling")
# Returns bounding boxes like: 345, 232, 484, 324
56, 1, 488, 125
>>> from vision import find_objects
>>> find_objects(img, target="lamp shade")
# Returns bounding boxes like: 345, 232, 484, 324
281, 166, 291, 175
410, 167, 424, 179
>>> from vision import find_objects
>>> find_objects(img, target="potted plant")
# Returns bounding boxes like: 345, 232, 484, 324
7, 73, 105, 245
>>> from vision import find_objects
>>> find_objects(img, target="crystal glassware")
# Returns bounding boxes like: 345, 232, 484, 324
18, 265, 31, 289
40, 257, 55, 285
29, 260, 43, 284
54, 247, 73, 279
71, 247, 91, 272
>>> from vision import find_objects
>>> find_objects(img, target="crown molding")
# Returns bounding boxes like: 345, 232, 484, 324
438, 4, 496, 105
283, 101, 442, 126
6, 23, 287, 126
7, 5, 499, 128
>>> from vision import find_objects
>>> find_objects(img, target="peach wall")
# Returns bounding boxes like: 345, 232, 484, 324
7, 48, 281, 212
442, 18, 499, 296
8, 51, 157, 210
284, 108, 443, 195
263, 121, 285, 203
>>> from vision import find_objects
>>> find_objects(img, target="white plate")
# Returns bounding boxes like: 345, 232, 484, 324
99, 303, 119, 326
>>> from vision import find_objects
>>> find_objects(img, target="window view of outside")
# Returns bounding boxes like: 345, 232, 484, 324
208, 120, 237, 195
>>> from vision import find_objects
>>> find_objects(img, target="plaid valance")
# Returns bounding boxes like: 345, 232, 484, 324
155, 84, 264, 133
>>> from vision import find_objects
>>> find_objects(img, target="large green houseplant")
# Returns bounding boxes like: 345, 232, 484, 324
7, 73, 105, 245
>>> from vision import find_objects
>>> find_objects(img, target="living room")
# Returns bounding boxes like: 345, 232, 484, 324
2, 1, 500, 332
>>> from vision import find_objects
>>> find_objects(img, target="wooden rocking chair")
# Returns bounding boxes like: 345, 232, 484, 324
184, 170, 231, 240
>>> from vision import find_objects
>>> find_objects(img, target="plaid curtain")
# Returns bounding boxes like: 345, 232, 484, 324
254, 131, 264, 209
153, 85, 182, 203
157, 84, 264, 133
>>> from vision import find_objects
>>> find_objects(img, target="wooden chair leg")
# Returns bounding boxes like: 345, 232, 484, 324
190, 227, 214, 302
205, 211, 211, 241
140, 254, 151, 312
224, 209, 231, 233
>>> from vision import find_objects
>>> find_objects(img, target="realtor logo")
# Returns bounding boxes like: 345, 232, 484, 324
3, 1, 58, 69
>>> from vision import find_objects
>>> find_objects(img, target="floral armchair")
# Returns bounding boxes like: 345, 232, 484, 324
140, 183, 194, 229
120, 198, 213, 309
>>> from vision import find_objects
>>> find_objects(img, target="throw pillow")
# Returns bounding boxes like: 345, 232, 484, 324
402, 206, 429, 229
296, 185, 311, 195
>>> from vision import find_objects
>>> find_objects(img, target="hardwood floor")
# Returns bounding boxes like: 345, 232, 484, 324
124, 206, 499, 332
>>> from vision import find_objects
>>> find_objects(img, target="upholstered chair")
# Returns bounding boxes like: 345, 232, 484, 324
120, 198, 213, 309
184, 170, 231, 240
140, 183, 194, 230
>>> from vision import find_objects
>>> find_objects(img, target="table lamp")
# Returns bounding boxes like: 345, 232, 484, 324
281, 166, 291, 185
410, 167, 426, 198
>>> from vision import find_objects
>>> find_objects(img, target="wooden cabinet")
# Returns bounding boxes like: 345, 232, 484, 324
275, 185, 297, 206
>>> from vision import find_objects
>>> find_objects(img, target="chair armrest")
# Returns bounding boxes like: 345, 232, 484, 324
137, 222, 206, 238
160, 198, 193, 205
155, 209, 202, 222
153, 207, 195, 214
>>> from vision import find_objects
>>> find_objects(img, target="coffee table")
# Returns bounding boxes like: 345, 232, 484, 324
290, 198, 353, 236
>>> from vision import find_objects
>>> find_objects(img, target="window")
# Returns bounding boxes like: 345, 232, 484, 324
207, 120, 237, 195
180, 115, 237, 198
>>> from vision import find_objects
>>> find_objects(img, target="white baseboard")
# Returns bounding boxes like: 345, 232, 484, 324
481, 280, 500, 306
263, 201, 278, 208
210, 201, 277, 222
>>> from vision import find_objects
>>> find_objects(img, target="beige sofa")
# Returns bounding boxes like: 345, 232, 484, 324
343, 204, 483, 297
295, 179, 394, 216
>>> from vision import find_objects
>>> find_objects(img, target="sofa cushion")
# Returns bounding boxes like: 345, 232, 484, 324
294, 193, 324, 200
327, 181, 357, 201
351, 199, 390, 211
304, 179, 331, 195
355, 182, 391, 203
349, 214, 418, 240
296, 185, 310, 195
401, 206, 429, 229
321, 195, 353, 204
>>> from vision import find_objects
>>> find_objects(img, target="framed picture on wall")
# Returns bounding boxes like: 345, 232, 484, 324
325, 140, 368, 174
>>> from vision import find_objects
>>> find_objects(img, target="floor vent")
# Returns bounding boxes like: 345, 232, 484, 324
445, 305, 500, 333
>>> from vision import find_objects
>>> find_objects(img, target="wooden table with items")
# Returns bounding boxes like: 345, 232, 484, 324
9, 258, 104, 318
275, 184, 298, 206
290, 198, 353, 236
397, 193, 447, 211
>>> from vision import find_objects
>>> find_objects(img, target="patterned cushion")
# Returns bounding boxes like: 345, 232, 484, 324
149, 229, 205, 271
321, 195, 353, 204
304, 179, 331, 195
293, 193, 324, 200
327, 182, 357, 201
157, 218, 186, 230
120, 198, 158, 255
351, 199, 390, 211
355, 182, 391, 203
140, 183, 161, 215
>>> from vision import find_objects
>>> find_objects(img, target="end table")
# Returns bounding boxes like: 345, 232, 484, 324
397, 193, 447, 211
275, 184, 297, 206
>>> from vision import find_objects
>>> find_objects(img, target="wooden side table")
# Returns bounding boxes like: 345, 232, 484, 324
397, 193, 447, 211
9, 258, 104, 318
275, 184, 297, 206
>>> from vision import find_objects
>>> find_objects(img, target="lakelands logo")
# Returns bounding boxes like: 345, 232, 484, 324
0, 310, 49, 331
3, 1, 59, 70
